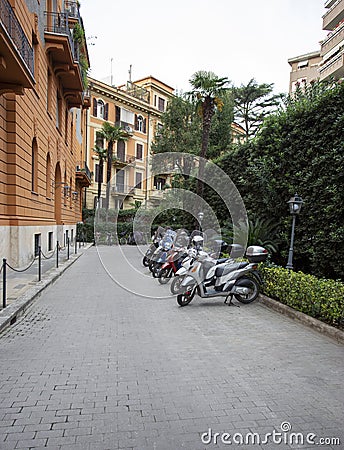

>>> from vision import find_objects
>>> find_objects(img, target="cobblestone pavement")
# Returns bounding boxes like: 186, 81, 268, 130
0, 246, 343, 450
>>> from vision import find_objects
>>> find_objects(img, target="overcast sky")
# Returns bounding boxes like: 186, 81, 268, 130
80, 0, 326, 95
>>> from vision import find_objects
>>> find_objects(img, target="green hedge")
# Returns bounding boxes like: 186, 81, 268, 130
261, 266, 344, 328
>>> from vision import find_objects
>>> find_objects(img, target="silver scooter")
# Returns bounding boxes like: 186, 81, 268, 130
176, 245, 268, 307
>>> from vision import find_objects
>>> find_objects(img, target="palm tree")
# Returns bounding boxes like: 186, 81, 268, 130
187, 71, 229, 199
93, 145, 107, 205
98, 122, 128, 210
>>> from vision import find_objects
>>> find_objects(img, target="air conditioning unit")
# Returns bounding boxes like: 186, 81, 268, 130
124, 125, 133, 133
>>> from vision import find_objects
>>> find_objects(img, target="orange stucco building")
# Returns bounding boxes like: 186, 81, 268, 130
0, 0, 91, 266
85, 76, 175, 210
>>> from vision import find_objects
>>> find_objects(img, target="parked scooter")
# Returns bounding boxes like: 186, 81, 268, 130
142, 227, 165, 267
176, 245, 268, 306
149, 229, 176, 277
170, 232, 229, 295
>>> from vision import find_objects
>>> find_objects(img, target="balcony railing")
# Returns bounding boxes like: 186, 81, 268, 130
111, 185, 134, 195
112, 154, 136, 165
44, 11, 79, 62
65, 1, 79, 20
125, 81, 150, 103
0, 0, 34, 77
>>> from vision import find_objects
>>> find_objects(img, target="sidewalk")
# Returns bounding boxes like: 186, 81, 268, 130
0, 242, 93, 334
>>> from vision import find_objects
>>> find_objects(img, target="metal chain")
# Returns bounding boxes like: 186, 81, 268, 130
5, 256, 36, 273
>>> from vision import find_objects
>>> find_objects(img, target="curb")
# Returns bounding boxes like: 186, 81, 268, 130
258, 294, 344, 345
0, 245, 92, 335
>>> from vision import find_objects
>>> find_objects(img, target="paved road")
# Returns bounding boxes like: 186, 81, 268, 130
0, 246, 343, 450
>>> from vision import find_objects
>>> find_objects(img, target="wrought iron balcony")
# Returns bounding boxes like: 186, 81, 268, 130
65, 1, 80, 21
0, 0, 34, 93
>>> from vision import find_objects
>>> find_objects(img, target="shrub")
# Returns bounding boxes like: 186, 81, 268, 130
261, 266, 344, 328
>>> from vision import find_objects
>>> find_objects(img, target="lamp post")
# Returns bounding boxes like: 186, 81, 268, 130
286, 194, 304, 270
198, 211, 204, 232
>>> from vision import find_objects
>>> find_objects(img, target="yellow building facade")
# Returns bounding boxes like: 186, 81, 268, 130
85, 76, 174, 210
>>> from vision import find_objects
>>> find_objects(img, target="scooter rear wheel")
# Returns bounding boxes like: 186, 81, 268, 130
177, 284, 195, 306
234, 277, 260, 304
158, 268, 172, 284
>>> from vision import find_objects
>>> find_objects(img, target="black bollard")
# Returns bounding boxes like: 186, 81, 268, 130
2, 258, 6, 309
38, 246, 42, 281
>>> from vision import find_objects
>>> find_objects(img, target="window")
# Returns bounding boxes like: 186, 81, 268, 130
154, 176, 166, 190
93, 99, 108, 119
95, 131, 104, 148
158, 97, 165, 112
137, 115, 143, 132
34, 233, 41, 257
135, 172, 142, 189
136, 143, 143, 160
48, 232, 53, 251
117, 140, 125, 162
135, 114, 146, 133
32, 138, 38, 192
95, 163, 103, 183
46, 152, 51, 197
97, 99, 105, 118
47, 69, 52, 113
56, 89, 62, 129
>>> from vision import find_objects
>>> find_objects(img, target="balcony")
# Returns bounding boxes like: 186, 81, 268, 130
319, 49, 344, 80
111, 185, 134, 196
114, 121, 134, 135
65, 0, 80, 23
321, 21, 344, 54
323, 0, 344, 31
76, 161, 92, 187
44, 11, 83, 106
0, 0, 34, 94
112, 154, 136, 168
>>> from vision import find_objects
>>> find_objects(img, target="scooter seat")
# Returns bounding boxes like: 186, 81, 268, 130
216, 258, 229, 265
215, 262, 248, 277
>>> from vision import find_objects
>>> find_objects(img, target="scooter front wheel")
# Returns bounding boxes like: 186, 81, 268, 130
142, 256, 150, 267
170, 276, 183, 294
234, 277, 260, 304
177, 284, 195, 307
158, 268, 172, 285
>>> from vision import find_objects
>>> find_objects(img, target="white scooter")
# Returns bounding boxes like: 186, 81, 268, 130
176, 245, 268, 307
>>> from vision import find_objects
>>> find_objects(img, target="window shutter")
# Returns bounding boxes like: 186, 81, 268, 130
93, 98, 97, 117
115, 106, 121, 123
143, 118, 147, 134
134, 114, 138, 131
104, 103, 109, 120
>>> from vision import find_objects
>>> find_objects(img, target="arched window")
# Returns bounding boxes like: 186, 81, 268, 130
46, 153, 51, 198
97, 99, 105, 118
32, 138, 38, 192
137, 115, 143, 132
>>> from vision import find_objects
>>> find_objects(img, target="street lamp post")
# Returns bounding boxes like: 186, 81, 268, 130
286, 194, 304, 270
198, 211, 204, 232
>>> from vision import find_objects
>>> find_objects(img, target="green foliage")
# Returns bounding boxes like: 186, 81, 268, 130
261, 266, 344, 328
233, 78, 282, 139
217, 80, 344, 279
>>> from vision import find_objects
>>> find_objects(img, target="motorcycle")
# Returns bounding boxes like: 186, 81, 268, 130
176, 245, 268, 307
